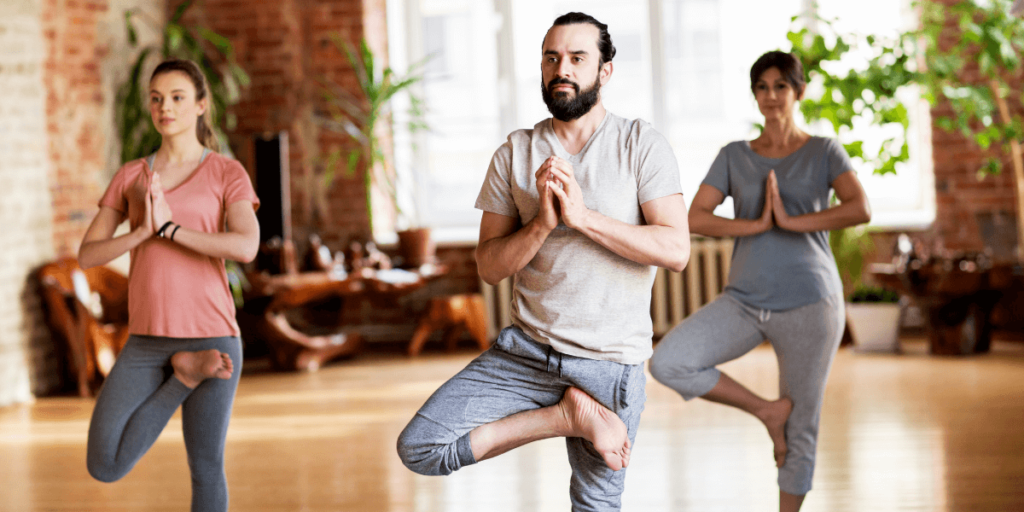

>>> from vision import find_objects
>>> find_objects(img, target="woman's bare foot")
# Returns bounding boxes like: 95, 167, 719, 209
760, 397, 793, 467
171, 349, 233, 389
557, 387, 631, 471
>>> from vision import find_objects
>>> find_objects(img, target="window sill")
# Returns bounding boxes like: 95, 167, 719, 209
868, 209, 935, 232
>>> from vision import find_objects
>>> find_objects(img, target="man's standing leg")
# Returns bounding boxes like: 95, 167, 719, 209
563, 356, 648, 512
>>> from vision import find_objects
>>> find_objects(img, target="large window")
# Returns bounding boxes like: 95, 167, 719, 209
386, 0, 934, 242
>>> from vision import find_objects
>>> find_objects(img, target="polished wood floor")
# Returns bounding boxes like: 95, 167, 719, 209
2, 338, 1023, 511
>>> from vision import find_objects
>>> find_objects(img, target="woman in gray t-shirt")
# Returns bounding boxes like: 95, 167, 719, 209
649, 51, 871, 512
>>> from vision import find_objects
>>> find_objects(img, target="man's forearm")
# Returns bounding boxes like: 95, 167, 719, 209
476, 219, 552, 285
575, 211, 690, 272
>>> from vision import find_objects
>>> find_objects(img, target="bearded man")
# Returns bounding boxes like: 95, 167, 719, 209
397, 12, 690, 512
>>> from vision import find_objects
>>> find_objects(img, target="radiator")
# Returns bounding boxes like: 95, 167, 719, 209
480, 237, 733, 340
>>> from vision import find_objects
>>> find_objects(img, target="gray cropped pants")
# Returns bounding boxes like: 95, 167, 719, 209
397, 325, 647, 512
649, 293, 844, 495
86, 335, 242, 512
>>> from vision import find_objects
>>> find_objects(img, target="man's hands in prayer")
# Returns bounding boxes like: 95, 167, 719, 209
539, 156, 592, 231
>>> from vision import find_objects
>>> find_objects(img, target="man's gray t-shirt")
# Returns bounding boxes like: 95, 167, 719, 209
475, 112, 683, 364
703, 137, 851, 311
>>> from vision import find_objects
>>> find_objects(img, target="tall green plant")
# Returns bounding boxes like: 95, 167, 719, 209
116, 1, 249, 163
789, 1, 1024, 258
787, 12, 919, 176
316, 37, 427, 232
918, 0, 1024, 177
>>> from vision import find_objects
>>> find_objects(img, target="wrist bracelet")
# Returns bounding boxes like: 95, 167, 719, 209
157, 221, 174, 238
170, 224, 181, 241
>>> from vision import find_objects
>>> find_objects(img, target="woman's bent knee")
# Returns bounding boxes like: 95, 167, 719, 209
648, 355, 713, 400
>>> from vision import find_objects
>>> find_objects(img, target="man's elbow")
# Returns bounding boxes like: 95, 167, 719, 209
665, 238, 691, 273
479, 271, 502, 287
475, 249, 511, 286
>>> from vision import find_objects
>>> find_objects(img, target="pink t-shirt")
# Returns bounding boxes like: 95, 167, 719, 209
99, 152, 259, 338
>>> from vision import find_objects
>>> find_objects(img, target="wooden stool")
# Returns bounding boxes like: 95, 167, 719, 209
408, 293, 490, 356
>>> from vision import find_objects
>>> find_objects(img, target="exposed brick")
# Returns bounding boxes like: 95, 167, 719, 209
0, 0, 57, 405
927, 0, 1024, 254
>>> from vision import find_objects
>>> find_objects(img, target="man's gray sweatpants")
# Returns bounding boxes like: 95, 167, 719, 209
397, 325, 647, 512
649, 293, 844, 496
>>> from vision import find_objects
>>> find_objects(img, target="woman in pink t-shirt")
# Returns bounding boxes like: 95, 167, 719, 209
78, 59, 259, 512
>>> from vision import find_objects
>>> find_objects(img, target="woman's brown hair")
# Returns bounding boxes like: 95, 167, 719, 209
150, 59, 220, 152
749, 51, 806, 98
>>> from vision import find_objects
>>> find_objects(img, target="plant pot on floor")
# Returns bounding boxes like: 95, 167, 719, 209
397, 228, 436, 268
846, 287, 904, 353
847, 302, 903, 352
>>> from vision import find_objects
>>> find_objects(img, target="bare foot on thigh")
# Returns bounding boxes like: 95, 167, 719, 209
557, 387, 631, 471
171, 349, 233, 389
761, 397, 793, 467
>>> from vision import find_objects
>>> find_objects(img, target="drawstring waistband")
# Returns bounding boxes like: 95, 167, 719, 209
758, 309, 771, 323
545, 345, 563, 378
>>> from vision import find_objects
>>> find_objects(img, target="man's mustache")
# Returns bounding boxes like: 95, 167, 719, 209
547, 77, 579, 94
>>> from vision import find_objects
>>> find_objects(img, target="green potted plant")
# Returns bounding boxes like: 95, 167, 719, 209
316, 37, 431, 266
846, 286, 903, 352
829, 224, 904, 352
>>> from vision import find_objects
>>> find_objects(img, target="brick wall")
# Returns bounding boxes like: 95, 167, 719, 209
0, 0, 56, 406
0, 0, 163, 403
43, 0, 111, 258
170, 0, 390, 252
929, 0, 1024, 258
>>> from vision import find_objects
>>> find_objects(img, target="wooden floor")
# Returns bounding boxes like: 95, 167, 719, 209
2, 338, 1023, 511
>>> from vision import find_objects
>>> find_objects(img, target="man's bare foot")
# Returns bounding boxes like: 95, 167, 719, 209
760, 397, 793, 467
171, 349, 233, 389
557, 387, 630, 471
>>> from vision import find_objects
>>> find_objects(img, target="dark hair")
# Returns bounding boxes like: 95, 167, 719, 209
550, 12, 616, 66
150, 59, 219, 152
749, 51, 806, 97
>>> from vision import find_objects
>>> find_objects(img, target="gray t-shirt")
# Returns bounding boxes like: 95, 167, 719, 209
475, 112, 683, 364
703, 136, 851, 310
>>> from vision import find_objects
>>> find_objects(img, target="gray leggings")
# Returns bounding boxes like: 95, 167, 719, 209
649, 293, 843, 495
397, 326, 647, 512
87, 335, 242, 512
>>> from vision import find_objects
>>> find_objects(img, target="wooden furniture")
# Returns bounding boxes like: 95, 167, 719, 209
240, 263, 454, 369
407, 293, 490, 356
241, 271, 366, 372
37, 258, 129, 397
871, 259, 1022, 355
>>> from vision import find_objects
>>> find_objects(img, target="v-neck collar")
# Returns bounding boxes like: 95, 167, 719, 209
144, 148, 211, 193
550, 111, 610, 161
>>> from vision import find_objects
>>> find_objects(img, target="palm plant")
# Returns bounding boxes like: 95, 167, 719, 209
316, 36, 428, 233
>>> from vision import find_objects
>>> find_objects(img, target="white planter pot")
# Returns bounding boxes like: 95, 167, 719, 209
846, 302, 902, 353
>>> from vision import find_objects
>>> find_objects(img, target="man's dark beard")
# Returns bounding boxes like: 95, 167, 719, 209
542, 74, 601, 122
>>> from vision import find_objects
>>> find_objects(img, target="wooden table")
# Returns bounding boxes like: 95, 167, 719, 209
870, 261, 1022, 355
240, 265, 447, 371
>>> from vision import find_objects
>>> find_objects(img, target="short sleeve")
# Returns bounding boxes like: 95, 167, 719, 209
222, 160, 260, 211
825, 138, 855, 185
701, 146, 731, 196
474, 142, 519, 218
635, 124, 684, 204
98, 165, 132, 213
